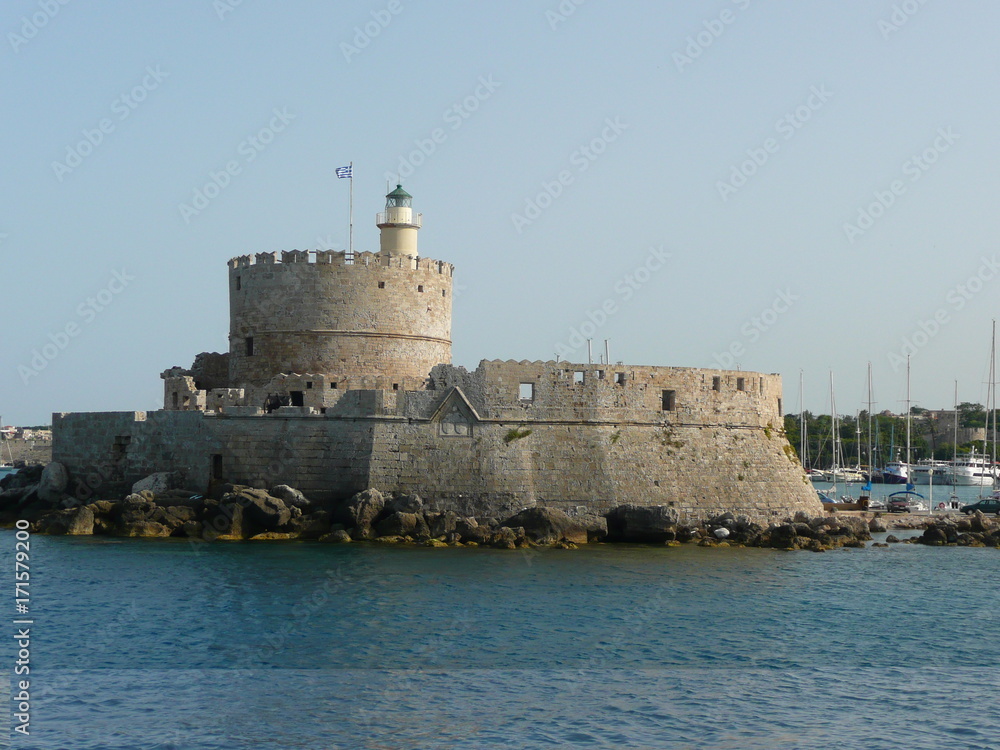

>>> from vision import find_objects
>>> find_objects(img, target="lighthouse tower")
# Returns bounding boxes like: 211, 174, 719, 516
377, 184, 422, 257
226, 185, 453, 391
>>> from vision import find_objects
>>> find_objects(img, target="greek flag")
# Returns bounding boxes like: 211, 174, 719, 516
336, 165, 352, 179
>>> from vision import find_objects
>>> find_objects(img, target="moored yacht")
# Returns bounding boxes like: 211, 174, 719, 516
911, 459, 953, 485
948, 451, 999, 486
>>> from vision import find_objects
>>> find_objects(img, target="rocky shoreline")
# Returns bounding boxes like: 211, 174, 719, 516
2, 463, 998, 550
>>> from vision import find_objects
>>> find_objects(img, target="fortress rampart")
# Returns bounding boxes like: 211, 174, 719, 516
55, 360, 819, 521
52, 184, 822, 522
228, 250, 453, 387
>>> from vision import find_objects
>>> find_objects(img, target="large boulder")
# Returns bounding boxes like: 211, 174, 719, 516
918, 525, 949, 546
202, 500, 246, 539
454, 516, 490, 543
338, 489, 385, 533
319, 529, 352, 543
426, 510, 460, 538
0, 486, 38, 511
284, 510, 333, 540
605, 505, 680, 543
833, 516, 872, 540
131, 472, 180, 496
384, 493, 424, 516
502, 507, 588, 544
572, 513, 609, 543
1, 464, 43, 491
374, 512, 429, 539
39, 506, 95, 535
270, 485, 311, 509
37, 462, 69, 504
222, 488, 291, 532
970, 510, 996, 534
113, 493, 158, 525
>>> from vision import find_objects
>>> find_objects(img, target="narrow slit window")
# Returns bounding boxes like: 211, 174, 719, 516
712, 376, 721, 392
661, 390, 676, 411
235, 276, 242, 291
246, 336, 254, 357
737, 377, 746, 391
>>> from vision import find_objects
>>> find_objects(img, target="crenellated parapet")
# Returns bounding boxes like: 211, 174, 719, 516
429, 360, 785, 427
228, 250, 454, 277
227, 249, 454, 389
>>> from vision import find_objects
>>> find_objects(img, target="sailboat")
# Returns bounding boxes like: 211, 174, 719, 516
0, 415, 16, 469
886, 356, 927, 512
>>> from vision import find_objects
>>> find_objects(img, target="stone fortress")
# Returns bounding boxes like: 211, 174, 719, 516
53, 186, 822, 521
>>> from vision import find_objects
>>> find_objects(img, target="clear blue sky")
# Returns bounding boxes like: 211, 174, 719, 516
3, 0, 1000, 426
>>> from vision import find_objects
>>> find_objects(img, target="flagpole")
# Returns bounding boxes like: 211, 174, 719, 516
348, 161, 354, 257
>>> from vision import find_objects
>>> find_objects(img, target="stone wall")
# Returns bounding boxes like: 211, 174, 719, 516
53, 360, 821, 522
228, 250, 453, 388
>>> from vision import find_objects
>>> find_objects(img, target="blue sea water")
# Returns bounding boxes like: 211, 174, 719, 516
3, 533, 999, 749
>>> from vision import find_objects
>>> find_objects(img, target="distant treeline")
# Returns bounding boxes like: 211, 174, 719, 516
784, 402, 998, 468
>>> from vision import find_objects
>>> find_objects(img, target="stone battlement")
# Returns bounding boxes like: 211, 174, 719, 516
228, 250, 454, 277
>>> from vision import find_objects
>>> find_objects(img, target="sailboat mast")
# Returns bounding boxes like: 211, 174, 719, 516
867, 362, 874, 478
799, 371, 806, 470
906, 355, 912, 483
830, 371, 839, 494
953, 380, 958, 483
991, 320, 997, 485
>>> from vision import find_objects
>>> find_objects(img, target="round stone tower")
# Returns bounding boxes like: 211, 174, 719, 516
227, 186, 453, 389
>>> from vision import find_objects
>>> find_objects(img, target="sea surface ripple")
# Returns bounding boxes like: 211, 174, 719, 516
3, 534, 998, 749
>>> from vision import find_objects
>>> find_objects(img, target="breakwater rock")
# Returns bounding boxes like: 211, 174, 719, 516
13, 471, 878, 550
913, 511, 1000, 547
